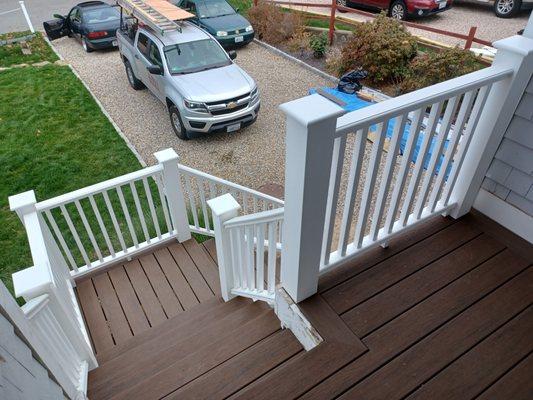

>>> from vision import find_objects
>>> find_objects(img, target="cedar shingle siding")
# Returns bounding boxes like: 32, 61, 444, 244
482, 76, 533, 216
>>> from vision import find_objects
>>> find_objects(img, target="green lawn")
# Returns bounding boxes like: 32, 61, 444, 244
0, 65, 142, 294
0, 31, 58, 67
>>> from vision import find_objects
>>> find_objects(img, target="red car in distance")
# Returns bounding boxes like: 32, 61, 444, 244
337, 0, 453, 20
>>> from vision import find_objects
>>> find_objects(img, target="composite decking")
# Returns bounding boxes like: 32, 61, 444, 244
77, 211, 533, 400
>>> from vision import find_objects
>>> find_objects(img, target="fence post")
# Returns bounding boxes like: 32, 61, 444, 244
154, 149, 191, 242
465, 26, 476, 50
449, 25, 533, 218
279, 94, 345, 303
207, 194, 241, 302
329, 0, 336, 45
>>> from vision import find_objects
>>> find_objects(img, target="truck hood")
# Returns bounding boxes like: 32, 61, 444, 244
200, 13, 250, 33
171, 63, 255, 103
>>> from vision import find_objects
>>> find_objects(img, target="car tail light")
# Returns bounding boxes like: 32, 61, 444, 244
87, 31, 107, 39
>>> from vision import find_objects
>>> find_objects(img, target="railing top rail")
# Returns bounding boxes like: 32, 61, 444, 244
335, 65, 513, 136
178, 164, 285, 205
36, 164, 163, 211
224, 207, 284, 228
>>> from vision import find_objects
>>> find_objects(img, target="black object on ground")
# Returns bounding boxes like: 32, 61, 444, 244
338, 69, 369, 94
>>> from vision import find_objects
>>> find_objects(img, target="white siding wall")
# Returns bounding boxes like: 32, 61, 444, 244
481, 75, 533, 216
0, 313, 65, 400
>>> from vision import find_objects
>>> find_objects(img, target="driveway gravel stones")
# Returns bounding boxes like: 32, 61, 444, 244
51, 38, 331, 191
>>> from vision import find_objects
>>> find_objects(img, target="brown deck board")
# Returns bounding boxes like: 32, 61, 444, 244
139, 253, 182, 318
167, 241, 214, 302
318, 215, 455, 292
153, 247, 198, 310
342, 234, 505, 337
76, 279, 114, 354
406, 306, 533, 400
92, 273, 133, 345
476, 353, 533, 400
82, 213, 533, 400
90, 299, 259, 400
183, 239, 221, 296
338, 268, 533, 399
109, 310, 280, 400
107, 265, 150, 336
124, 259, 167, 326
323, 219, 481, 314
167, 330, 302, 400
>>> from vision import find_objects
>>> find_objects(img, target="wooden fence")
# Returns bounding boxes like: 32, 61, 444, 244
252, 0, 492, 49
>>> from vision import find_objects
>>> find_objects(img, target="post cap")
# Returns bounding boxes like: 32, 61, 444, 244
12, 265, 53, 300
279, 93, 345, 127
154, 148, 179, 163
207, 193, 241, 218
9, 190, 36, 213
493, 35, 533, 57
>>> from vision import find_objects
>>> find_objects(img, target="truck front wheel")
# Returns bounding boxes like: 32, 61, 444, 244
169, 106, 189, 140
494, 0, 522, 18
124, 60, 145, 90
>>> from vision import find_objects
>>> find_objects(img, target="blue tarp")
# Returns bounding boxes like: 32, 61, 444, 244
310, 87, 452, 177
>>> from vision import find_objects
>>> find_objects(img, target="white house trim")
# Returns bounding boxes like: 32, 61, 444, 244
474, 188, 533, 243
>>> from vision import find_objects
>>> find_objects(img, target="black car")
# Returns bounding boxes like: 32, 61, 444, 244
43, 1, 121, 52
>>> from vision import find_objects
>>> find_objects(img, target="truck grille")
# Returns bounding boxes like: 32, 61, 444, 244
206, 92, 251, 116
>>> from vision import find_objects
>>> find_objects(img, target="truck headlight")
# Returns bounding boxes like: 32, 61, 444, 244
216, 31, 228, 37
250, 86, 259, 99
184, 99, 208, 113
245, 25, 253, 33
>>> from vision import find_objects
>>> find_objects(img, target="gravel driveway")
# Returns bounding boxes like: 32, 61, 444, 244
291, 1, 530, 46
51, 38, 331, 191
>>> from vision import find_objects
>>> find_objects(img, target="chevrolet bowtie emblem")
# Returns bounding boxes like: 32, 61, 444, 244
227, 101, 237, 109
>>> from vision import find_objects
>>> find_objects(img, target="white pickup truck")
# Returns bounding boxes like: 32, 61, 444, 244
117, 21, 260, 139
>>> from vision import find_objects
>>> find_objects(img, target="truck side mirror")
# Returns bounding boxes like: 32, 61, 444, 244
53, 14, 66, 20
147, 64, 163, 75
228, 50, 237, 60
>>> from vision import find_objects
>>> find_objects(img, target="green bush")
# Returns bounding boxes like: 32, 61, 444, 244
337, 13, 418, 83
309, 33, 328, 58
399, 47, 484, 93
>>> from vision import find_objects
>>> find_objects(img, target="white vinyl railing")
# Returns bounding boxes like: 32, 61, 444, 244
208, 194, 284, 303
280, 30, 533, 302
179, 164, 284, 237
322, 66, 512, 271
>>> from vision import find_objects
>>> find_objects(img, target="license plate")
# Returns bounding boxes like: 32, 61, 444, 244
235, 36, 244, 43
227, 123, 241, 133
112, 40, 118, 46
439, 2, 446, 8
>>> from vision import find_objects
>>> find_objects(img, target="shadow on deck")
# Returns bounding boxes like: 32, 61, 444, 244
77, 211, 533, 400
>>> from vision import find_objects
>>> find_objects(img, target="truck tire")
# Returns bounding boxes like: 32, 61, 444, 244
124, 59, 145, 90
389, 0, 408, 20
494, 0, 522, 18
169, 105, 189, 140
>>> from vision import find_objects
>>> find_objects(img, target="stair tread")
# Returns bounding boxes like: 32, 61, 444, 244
89, 299, 270, 399
95, 296, 225, 365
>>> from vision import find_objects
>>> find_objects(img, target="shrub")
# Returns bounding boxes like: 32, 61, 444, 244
287, 29, 311, 55
309, 33, 328, 58
247, 2, 304, 45
338, 13, 418, 83
325, 46, 343, 76
399, 47, 484, 93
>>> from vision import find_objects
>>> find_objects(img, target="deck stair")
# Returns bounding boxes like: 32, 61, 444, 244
87, 295, 297, 400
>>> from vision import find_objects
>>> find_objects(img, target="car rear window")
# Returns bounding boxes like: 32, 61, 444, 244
84, 6, 120, 24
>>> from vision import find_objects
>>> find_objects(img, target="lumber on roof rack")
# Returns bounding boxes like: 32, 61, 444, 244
116, 0, 194, 35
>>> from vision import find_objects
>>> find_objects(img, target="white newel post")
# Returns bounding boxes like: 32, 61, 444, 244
449, 18, 533, 218
279, 94, 345, 303
155, 148, 192, 242
207, 194, 241, 302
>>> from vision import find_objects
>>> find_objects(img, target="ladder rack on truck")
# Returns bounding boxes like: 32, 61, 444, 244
115, 0, 194, 35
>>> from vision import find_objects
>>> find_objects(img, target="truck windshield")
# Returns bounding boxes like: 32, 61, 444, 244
164, 39, 231, 74
195, 0, 236, 18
